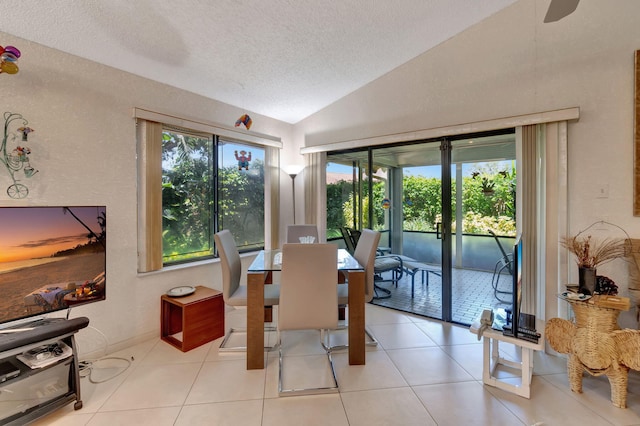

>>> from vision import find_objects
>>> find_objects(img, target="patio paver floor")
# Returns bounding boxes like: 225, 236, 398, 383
370, 267, 513, 324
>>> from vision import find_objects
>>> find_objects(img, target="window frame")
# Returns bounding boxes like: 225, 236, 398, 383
160, 126, 216, 265
214, 136, 268, 254
134, 108, 281, 273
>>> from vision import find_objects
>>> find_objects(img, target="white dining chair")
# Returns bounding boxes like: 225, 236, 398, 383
285, 224, 319, 243
214, 230, 280, 351
278, 243, 339, 396
333, 228, 381, 350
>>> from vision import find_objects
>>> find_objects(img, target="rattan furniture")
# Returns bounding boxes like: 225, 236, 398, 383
546, 295, 640, 408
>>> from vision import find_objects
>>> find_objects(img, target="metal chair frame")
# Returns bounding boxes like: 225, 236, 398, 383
277, 243, 339, 396
488, 230, 514, 303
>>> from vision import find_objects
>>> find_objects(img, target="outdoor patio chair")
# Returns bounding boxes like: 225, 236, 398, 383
340, 227, 403, 299
488, 230, 513, 303
340, 227, 358, 253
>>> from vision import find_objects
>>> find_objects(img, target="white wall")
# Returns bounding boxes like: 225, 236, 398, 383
293, 0, 640, 326
0, 32, 294, 356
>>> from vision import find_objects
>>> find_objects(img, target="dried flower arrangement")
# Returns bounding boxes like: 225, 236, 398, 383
560, 234, 629, 269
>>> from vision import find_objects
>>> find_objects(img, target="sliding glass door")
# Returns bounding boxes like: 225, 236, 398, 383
448, 132, 516, 323
326, 130, 516, 325
371, 142, 444, 318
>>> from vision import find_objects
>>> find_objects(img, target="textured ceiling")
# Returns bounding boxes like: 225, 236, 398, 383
0, 0, 519, 123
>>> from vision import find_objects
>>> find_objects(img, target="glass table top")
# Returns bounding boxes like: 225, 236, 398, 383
248, 248, 363, 272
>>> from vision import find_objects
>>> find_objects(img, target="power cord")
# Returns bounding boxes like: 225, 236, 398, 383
75, 325, 133, 383
78, 356, 133, 384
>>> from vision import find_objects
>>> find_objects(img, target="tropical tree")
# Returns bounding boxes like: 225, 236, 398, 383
326, 179, 352, 238
403, 176, 442, 230
218, 160, 265, 246
326, 164, 516, 237
162, 132, 213, 261
341, 179, 386, 231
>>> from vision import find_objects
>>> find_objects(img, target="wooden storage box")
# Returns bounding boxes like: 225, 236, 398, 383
161, 286, 224, 352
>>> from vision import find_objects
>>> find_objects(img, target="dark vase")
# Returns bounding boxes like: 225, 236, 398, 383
578, 267, 597, 295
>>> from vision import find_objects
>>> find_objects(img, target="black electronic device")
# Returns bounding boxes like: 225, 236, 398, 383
502, 235, 539, 342
0, 360, 20, 382
502, 235, 521, 338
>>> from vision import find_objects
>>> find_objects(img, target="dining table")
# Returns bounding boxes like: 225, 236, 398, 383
246, 248, 366, 369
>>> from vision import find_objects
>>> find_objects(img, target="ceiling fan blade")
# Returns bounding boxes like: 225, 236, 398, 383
544, 0, 580, 23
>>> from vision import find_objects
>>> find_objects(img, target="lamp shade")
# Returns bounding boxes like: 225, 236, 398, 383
283, 164, 304, 177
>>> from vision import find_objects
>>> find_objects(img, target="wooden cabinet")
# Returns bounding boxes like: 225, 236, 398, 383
161, 286, 224, 352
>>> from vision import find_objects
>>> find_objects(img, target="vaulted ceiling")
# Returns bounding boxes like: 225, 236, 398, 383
0, 0, 521, 123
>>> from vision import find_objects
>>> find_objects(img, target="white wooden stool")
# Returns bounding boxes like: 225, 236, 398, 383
470, 319, 545, 398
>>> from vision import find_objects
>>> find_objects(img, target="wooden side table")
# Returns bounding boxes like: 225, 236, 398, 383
161, 286, 224, 352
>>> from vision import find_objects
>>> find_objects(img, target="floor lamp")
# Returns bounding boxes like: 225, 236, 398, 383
283, 165, 304, 224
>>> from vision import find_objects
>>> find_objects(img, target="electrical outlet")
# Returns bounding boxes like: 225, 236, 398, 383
596, 184, 609, 199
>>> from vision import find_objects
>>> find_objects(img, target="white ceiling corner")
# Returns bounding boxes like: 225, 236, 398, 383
0, 0, 520, 123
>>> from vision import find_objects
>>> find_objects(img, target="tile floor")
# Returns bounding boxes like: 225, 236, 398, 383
33, 304, 640, 426
371, 267, 512, 325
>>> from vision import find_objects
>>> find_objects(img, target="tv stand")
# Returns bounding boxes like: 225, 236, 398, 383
0, 316, 89, 425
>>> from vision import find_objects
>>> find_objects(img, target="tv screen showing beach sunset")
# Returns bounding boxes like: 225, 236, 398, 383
0, 206, 106, 325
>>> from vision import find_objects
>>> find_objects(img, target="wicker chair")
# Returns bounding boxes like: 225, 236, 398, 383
546, 299, 640, 408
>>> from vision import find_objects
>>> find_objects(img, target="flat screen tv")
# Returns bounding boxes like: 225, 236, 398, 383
0, 206, 106, 327
512, 235, 523, 336
503, 234, 539, 341
502, 234, 522, 337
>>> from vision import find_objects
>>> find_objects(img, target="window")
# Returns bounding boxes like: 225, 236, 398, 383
217, 140, 265, 252
161, 129, 214, 263
161, 128, 265, 264
134, 109, 281, 273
